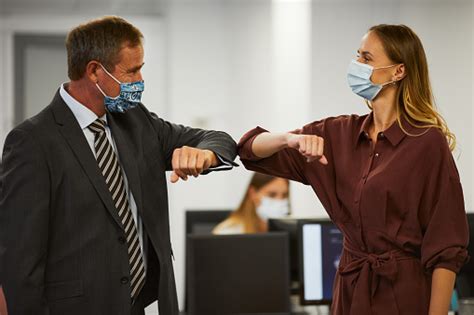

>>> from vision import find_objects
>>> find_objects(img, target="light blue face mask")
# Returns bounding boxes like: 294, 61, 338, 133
96, 64, 145, 113
347, 60, 398, 101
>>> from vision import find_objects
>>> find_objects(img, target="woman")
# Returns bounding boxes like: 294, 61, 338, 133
238, 24, 469, 315
213, 173, 290, 234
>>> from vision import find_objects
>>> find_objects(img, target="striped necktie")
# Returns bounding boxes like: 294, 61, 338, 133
88, 119, 145, 300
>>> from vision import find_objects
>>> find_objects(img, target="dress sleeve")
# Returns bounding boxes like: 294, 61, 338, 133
420, 132, 469, 273
237, 118, 337, 188
237, 126, 309, 184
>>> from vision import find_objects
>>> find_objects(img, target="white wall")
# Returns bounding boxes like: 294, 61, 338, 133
311, 0, 473, 211
0, 0, 472, 313
0, 14, 166, 147
165, 1, 274, 310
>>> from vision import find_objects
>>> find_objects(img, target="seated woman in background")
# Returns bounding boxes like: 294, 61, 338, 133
213, 173, 290, 235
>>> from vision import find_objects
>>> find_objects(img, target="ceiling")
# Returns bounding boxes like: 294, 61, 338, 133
0, 0, 167, 16
0, 0, 468, 17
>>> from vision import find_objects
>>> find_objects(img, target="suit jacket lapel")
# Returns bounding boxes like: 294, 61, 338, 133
107, 113, 144, 219
50, 91, 123, 228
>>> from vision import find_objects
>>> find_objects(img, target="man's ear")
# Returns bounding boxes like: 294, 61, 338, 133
85, 61, 101, 83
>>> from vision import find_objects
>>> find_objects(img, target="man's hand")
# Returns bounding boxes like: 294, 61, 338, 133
170, 146, 218, 183
286, 133, 328, 165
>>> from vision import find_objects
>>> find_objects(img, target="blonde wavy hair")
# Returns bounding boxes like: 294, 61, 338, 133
368, 24, 456, 151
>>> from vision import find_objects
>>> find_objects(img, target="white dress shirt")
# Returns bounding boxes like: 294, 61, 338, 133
59, 84, 146, 268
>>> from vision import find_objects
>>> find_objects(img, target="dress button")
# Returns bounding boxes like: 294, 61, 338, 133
118, 236, 126, 244
355, 199, 359, 204
375, 153, 380, 157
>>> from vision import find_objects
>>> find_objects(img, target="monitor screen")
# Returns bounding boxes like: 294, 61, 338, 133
185, 210, 232, 235
298, 220, 343, 305
186, 233, 291, 315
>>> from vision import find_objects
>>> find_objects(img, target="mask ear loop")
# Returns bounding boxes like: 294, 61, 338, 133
375, 63, 404, 87
99, 64, 122, 85
95, 83, 107, 97
96, 64, 122, 100
96, 82, 121, 100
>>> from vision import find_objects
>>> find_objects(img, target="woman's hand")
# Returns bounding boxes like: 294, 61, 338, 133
251, 132, 328, 165
286, 134, 328, 164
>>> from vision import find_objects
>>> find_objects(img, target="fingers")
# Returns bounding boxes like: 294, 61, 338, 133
170, 147, 213, 183
195, 152, 205, 176
290, 135, 328, 165
171, 148, 189, 183
170, 171, 182, 183
319, 155, 329, 165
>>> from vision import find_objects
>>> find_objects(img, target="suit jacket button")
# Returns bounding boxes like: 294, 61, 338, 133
118, 236, 126, 244
121, 277, 129, 285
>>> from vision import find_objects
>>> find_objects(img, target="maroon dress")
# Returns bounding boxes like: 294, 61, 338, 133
238, 112, 469, 315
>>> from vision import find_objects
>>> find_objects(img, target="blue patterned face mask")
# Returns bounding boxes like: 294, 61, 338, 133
96, 64, 145, 113
347, 60, 398, 101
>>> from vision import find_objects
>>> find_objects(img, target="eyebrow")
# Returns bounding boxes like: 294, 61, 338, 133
357, 50, 374, 58
128, 63, 145, 73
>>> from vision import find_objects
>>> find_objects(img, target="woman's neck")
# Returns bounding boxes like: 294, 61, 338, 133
370, 87, 398, 133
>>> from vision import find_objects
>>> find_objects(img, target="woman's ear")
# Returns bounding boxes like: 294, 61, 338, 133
393, 64, 406, 81
248, 187, 259, 205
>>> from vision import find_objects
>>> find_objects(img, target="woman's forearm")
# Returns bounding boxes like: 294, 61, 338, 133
429, 268, 456, 315
251, 132, 289, 158
250, 131, 328, 164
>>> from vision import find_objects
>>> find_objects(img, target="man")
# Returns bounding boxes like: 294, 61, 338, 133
0, 16, 237, 315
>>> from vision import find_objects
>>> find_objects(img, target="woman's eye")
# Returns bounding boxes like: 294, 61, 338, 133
356, 54, 370, 63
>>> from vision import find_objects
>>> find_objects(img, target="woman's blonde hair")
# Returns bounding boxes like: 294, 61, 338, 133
368, 24, 455, 150
226, 173, 289, 233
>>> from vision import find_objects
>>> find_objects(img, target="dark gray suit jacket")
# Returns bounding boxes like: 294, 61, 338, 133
0, 90, 237, 315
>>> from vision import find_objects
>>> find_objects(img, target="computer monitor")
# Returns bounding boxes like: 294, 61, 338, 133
456, 212, 474, 298
268, 218, 299, 292
184, 209, 233, 312
186, 233, 291, 315
297, 219, 343, 305
185, 209, 232, 235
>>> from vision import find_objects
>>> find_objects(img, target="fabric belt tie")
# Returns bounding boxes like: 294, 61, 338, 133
338, 240, 416, 315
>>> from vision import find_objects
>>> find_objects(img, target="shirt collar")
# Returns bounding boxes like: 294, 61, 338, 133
355, 111, 414, 148
60, 83, 107, 129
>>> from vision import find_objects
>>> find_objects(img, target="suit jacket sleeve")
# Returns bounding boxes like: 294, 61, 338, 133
143, 108, 238, 172
0, 127, 51, 314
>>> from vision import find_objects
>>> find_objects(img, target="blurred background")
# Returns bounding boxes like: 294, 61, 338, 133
0, 0, 472, 313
